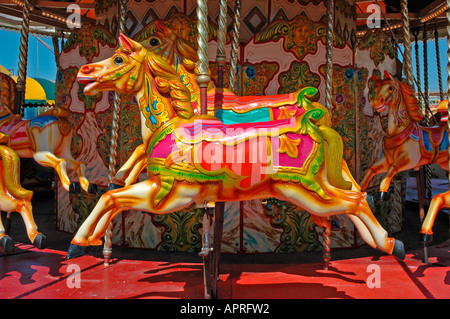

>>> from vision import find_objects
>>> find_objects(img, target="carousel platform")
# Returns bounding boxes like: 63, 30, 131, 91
0, 240, 448, 299
1, 180, 449, 300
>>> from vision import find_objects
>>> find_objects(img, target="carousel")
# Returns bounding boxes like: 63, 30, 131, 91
0, 0, 448, 300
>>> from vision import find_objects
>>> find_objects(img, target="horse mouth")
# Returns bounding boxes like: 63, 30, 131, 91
77, 77, 97, 94
375, 103, 387, 113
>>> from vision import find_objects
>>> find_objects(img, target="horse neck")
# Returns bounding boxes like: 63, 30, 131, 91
134, 69, 176, 145
386, 89, 414, 136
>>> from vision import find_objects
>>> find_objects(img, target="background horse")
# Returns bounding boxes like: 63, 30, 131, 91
0, 73, 94, 193
0, 145, 46, 253
68, 34, 405, 262
360, 71, 449, 200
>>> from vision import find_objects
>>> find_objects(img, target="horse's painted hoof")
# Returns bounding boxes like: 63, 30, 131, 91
66, 244, 88, 259
392, 239, 405, 260
419, 233, 433, 244
69, 182, 82, 193
331, 219, 341, 232
88, 245, 103, 257
87, 183, 98, 194
32, 234, 48, 249
108, 183, 124, 191
379, 192, 389, 201
0, 236, 15, 254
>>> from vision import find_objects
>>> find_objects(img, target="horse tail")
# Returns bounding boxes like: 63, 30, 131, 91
0, 145, 33, 201
39, 107, 72, 136
318, 125, 353, 190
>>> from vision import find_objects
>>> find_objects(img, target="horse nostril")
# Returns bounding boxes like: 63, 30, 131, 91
81, 65, 93, 74
380, 97, 385, 104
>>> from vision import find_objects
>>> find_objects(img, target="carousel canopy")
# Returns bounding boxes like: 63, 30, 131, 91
0, 66, 55, 105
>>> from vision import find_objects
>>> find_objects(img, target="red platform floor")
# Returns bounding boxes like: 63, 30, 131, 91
0, 241, 448, 299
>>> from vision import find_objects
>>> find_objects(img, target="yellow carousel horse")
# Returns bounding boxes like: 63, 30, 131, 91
106, 22, 326, 189
67, 34, 405, 261
0, 139, 47, 253
0, 73, 95, 193
360, 71, 449, 200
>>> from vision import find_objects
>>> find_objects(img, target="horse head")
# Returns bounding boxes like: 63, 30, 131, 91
370, 71, 397, 114
77, 34, 194, 131
77, 34, 147, 96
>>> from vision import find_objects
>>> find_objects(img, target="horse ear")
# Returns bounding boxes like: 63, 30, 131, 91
372, 74, 380, 82
119, 33, 142, 52
155, 21, 168, 34
384, 70, 393, 80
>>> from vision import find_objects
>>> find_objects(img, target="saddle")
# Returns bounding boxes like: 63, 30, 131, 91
418, 123, 449, 155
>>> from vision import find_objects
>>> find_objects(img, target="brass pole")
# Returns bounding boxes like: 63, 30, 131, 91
103, 0, 127, 267
15, 0, 32, 115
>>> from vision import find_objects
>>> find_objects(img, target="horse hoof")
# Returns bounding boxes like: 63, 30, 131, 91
69, 182, 82, 193
66, 244, 88, 259
88, 245, 103, 257
33, 234, 48, 249
379, 192, 389, 201
331, 219, 341, 232
419, 233, 433, 244
108, 183, 124, 191
87, 184, 98, 194
392, 239, 405, 260
0, 236, 15, 254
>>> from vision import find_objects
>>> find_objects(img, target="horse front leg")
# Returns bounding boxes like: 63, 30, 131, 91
379, 153, 410, 200
109, 144, 147, 189
33, 151, 72, 192
420, 190, 450, 243
67, 178, 200, 259
360, 157, 389, 191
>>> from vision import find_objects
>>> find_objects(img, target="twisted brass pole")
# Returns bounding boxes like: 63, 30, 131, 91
414, 29, 424, 109
15, 0, 32, 115
216, 0, 227, 88
401, 0, 414, 87
435, 28, 444, 101
196, 0, 211, 114
325, 0, 334, 111
103, 0, 127, 266
228, 0, 241, 94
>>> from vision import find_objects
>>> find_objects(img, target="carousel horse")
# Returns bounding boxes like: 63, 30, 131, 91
67, 34, 405, 261
108, 22, 325, 189
0, 142, 47, 253
360, 71, 449, 200
0, 73, 95, 193
420, 99, 450, 243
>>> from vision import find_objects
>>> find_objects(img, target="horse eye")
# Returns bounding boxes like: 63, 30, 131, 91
150, 38, 159, 46
388, 86, 393, 91
114, 56, 124, 65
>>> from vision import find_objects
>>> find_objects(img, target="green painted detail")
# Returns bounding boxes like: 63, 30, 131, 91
147, 163, 227, 183
215, 108, 271, 124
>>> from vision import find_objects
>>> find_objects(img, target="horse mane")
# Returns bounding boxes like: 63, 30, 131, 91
144, 52, 194, 119
397, 80, 424, 122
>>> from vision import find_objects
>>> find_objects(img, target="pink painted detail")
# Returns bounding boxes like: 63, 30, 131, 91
207, 91, 297, 111
0, 118, 29, 146
178, 117, 297, 143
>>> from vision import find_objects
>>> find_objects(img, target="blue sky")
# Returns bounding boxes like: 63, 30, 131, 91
0, 29, 447, 92
0, 30, 57, 81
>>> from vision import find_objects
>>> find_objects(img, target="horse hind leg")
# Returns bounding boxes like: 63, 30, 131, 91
351, 200, 405, 259
0, 214, 15, 254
